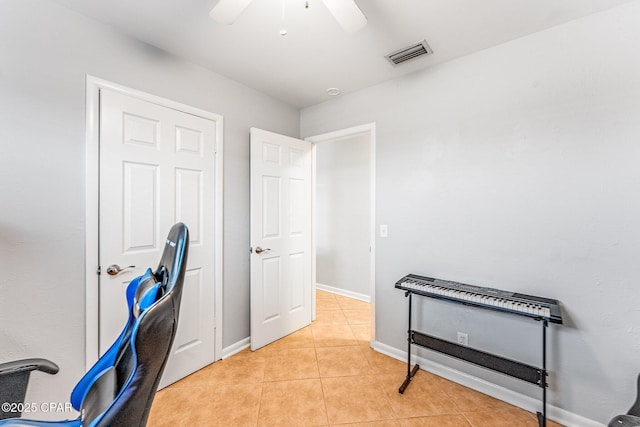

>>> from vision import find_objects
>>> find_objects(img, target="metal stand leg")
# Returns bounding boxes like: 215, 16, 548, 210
537, 319, 548, 427
399, 292, 419, 394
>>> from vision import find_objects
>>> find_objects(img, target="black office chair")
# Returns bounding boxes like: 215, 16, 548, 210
0, 223, 189, 427
609, 374, 640, 427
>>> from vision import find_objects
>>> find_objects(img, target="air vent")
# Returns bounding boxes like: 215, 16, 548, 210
385, 40, 433, 66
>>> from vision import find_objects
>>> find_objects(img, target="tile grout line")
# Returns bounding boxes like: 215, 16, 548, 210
315, 346, 332, 427
255, 381, 264, 427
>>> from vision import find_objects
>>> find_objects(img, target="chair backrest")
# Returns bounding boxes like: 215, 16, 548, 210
154, 222, 189, 322
81, 223, 189, 427
628, 373, 640, 417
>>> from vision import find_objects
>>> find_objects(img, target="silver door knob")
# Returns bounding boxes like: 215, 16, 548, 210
255, 246, 271, 254
106, 264, 136, 276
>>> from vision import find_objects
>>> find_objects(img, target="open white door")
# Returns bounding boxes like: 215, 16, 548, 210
250, 128, 312, 350
99, 88, 218, 387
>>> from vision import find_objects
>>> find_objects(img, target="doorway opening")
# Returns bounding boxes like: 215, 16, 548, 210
306, 123, 376, 341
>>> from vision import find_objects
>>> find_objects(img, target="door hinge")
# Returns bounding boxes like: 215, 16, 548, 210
96, 266, 101, 275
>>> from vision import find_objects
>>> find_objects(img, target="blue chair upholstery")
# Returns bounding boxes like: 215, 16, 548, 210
0, 223, 189, 427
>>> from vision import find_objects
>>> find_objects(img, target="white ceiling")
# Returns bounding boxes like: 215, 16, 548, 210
53, 0, 631, 108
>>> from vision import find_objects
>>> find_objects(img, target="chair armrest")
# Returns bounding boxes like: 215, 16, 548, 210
0, 359, 59, 420
0, 359, 59, 376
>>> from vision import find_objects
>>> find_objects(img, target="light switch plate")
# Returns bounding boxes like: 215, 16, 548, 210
380, 224, 388, 238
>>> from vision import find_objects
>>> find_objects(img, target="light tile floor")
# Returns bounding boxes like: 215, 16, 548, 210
148, 290, 564, 426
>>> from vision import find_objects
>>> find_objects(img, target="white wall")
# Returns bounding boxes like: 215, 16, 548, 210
316, 134, 371, 297
0, 0, 298, 411
301, 1, 640, 424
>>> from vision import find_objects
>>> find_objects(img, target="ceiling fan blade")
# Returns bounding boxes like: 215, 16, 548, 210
209, 0, 254, 25
322, 0, 367, 33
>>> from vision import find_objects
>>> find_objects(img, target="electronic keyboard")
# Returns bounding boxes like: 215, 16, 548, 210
395, 273, 563, 324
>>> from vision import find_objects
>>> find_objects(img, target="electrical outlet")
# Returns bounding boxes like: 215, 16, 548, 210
457, 332, 468, 346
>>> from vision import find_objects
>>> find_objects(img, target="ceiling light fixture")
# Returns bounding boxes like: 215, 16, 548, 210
210, 0, 367, 33
326, 88, 341, 97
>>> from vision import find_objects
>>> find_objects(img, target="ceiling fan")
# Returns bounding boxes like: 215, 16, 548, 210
209, 0, 367, 33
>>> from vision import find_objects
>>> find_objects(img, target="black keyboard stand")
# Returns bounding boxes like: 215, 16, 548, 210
398, 291, 551, 427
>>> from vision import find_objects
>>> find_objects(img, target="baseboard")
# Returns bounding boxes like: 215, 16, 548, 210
370, 340, 605, 427
316, 283, 371, 302
221, 337, 250, 359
